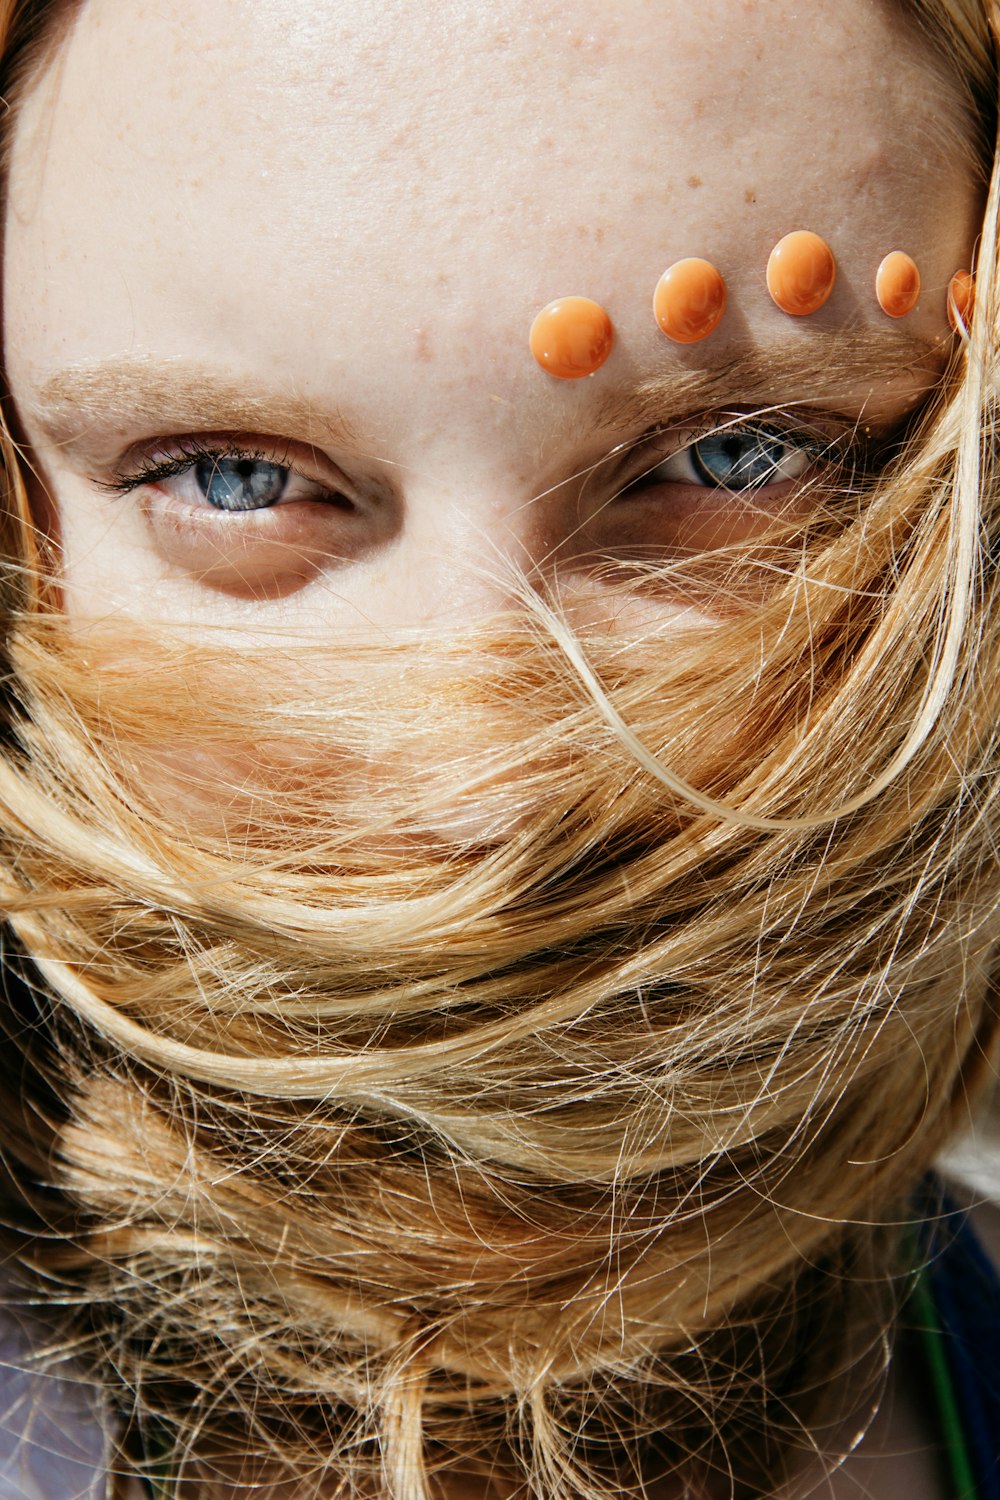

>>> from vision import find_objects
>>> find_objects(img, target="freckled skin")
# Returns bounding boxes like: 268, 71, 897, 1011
2, 0, 982, 640
414, 328, 434, 364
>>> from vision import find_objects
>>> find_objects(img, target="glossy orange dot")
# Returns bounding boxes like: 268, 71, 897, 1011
948, 269, 975, 332
766, 230, 836, 316
653, 258, 727, 344
876, 251, 921, 318
529, 297, 614, 380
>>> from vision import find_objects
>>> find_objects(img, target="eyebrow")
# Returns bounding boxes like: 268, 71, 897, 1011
587, 329, 947, 435
18, 357, 366, 465
17, 330, 946, 467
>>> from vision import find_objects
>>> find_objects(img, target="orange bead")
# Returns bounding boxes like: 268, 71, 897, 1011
948, 269, 975, 332
653, 258, 727, 344
766, 230, 836, 317
875, 251, 920, 318
529, 296, 614, 380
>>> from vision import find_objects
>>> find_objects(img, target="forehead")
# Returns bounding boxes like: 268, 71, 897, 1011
3, 0, 980, 446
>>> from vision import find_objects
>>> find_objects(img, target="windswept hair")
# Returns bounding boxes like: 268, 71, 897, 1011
0, 2, 997, 1496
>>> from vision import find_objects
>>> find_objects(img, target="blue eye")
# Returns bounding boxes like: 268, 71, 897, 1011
689, 428, 808, 491
195, 457, 289, 511
625, 421, 816, 497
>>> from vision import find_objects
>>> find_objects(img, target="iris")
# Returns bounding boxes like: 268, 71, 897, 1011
690, 428, 806, 491
195, 457, 288, 512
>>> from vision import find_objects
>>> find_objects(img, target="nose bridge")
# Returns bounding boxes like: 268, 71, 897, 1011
395, 471, 561, 625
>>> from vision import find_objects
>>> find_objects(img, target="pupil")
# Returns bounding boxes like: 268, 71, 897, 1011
196, 457, 288, 511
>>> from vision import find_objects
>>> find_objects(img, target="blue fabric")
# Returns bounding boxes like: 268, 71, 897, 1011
922, 1196, 1000, 1499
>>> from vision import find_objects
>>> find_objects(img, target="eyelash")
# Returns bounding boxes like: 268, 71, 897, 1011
99, 437, 349, 512
103, 438, 272, 491
611, 413, 855, 499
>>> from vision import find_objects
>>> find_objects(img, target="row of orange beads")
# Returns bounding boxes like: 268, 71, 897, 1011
530, 234, 973, 379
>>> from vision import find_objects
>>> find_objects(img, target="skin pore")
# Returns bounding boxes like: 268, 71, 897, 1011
0, 1, 988, 1496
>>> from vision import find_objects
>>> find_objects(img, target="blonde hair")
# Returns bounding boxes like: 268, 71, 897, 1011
0, 2, 998, 1496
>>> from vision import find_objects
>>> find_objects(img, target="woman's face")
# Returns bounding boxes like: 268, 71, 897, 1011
2, 0, 982, 640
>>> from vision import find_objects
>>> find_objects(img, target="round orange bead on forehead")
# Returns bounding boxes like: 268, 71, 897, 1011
948, 269, 975, 333
653, 258, 727, 344
766, 230, 836, 317
876, 251, 921, 318
529, 296, 614, 379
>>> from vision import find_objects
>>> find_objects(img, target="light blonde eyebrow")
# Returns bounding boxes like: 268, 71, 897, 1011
19, 330, 947, 471
587, 328, 947, 435
17, 356, 366, 464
